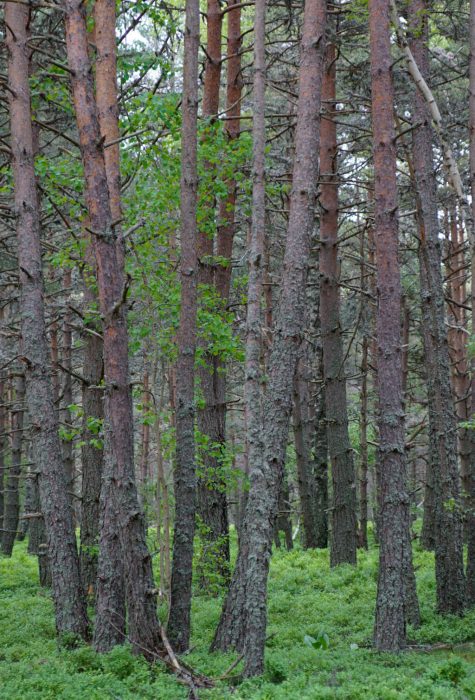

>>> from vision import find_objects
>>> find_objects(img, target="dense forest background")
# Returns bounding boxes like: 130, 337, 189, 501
0, 0, 475, 697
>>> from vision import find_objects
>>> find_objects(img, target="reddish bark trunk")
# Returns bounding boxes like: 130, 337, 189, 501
6, 0, 88, 639
64, 0, 161, 656
369, 0, 412, 650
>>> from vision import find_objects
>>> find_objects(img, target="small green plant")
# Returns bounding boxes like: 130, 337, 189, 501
433, 656, 467, 685
304, 630, 330, 650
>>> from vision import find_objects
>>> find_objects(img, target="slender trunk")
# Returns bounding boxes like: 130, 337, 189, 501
467, 0, 475, 606
6, 0, 88, 639
212, 0, 327, 677
359, 334, 369, 549
409, 0, 465, 615
369, 0, 410, 650
28, 464, 52, 588
61, 270, 75, 507
140, 367, 150, 484
88, 0, 127, 646
167, 0, 200, 652
211, 0, 268, 657
155, 368, 171, 598
319, 39, 357, 566
79, 300, 106, 599
64, 0, 161, 655
195, 1, 230, 585
314, 346, 329, 548
1, 373, 25, 555
447, 212, 471, 499
274, 477, 293, 551
293, 353, 320, 548
0, 373, 7, 538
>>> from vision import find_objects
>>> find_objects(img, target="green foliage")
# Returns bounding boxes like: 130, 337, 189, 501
303, 630, 330, 650
1, 539, 475, 699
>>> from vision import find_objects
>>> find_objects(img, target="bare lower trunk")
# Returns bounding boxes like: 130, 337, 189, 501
293, 354, 320, 549
359, 335, 369, 549
369, 0, 412, 651
467, 0, 475, 607
0, 374, 7, 533
64, 0, 161, 656
319, 39, 357, 567
212, 0, 327, 676
167, 0, 200, 653
1, 372, 25, 555
6, 0, 88, 640
61, 271, 75, 506
410, 0, 465, 615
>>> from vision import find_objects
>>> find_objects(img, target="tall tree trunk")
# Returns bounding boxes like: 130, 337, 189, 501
92, 0, 130, 647
359, 333, 369, 549
369, 0, 412, 651
446, 212, 471, 504
139, 365, 151, 485
314, 345, 329, 548
212, 0, 327, 677
6, 0, 88, 639
211, 0, 268, 657
319, 39, 357, 567
1, 372, 25, 555
167, 0, 200, 653
467, 0, 475, 606
293, 352, 320, 549
64, 0, 161, 656
79, 258, 107, 598
0, 372, 6, 535
409, 0, 465, 615
196, 4, 230, 581
61, 270, 75, 505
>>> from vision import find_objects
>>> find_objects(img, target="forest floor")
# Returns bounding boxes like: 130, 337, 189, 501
1, 533, 474, 699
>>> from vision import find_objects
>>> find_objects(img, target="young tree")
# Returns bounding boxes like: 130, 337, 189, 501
167, 0, 200, 652
6, 0, 88, 639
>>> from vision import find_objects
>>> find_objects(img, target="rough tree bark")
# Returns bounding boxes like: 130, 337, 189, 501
409, 0, 465, 615
0, 373, 5, 534
64, 0, 162, 656
61, 271, 75, 504
1, 372, 25, 555
196, 0, 230, 586
6, 0, 88, 639
467, 0, 475, 606
87, 0, 127, 647
369, 0, 412, 650
212, 0, 327, 676
211, 0, 268, 657
167, 0, 200, 652
293, 351, 320, 549
319, 37, 357, 567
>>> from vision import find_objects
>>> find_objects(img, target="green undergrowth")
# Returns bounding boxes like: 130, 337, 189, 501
1, 538, 474, 699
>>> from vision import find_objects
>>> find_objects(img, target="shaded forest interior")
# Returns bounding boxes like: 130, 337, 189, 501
0, 0, 475, 697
